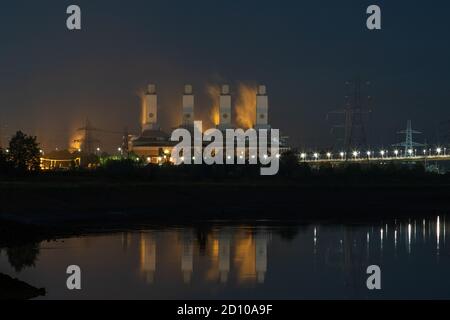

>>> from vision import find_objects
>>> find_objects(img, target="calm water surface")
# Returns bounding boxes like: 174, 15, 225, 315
1, 216, 449, 299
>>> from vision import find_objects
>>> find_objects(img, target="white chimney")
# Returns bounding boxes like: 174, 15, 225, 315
182, 84, 194, 127
255, 84, 269, 129
143, 84, 159, 131
218, 84, 232, 130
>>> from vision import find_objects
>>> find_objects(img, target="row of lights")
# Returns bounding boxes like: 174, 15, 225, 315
300, 148, 447, 160
75, 147, 125, 153
176, 153, 277, 162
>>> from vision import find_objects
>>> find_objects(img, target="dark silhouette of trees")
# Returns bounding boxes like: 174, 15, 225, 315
6, 244, 40, 272
7, 131, 40, 171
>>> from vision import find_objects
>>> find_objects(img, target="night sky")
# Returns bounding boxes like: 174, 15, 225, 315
1, 0, 450, 152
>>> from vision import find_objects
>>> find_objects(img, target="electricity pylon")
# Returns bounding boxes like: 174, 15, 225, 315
392, 120, 424, 155
328, 78, 372, 153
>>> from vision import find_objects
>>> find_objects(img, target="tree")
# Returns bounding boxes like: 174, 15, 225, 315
0, 149, 13, 174
8, 131, 41, 171
6, 244, 40, 272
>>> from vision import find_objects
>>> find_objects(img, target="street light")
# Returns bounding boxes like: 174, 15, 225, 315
394, 149, 399, 157
408, 149, 413, 156
326, 152, 332, 159
300, 153, 307, 161
352, 151, 358, 159
380, 150, 385, 158
340, 152, 345, 160
437, 147, 442, 155
313, 153, 319, 160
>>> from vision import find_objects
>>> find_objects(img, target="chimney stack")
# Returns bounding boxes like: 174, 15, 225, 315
255, 85, 270, 130
182, 85, 194, 127
143, 84, 159, 132
218, 84, 232, 130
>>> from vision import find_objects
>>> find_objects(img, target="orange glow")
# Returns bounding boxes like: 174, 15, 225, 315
140, 233, 156, 284
212, 239, 219, 258
207, 85, 221, 126
205, 236, 220, 281
235, 83, 257, 129
70, 131, 83, 151
234, 232, 256, 282
138, 90, 146, 127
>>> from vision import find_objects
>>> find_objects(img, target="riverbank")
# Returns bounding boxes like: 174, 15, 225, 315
0, 178, 449, 238
0, 273, 46, 300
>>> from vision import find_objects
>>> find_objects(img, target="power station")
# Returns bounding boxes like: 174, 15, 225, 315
130, 83, 285, 163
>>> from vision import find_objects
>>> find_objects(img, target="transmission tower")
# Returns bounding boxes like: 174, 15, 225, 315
74, 118, 130, 156
74, 118, 101, 154
328, 78, 372, 153
392, 120, 424, 155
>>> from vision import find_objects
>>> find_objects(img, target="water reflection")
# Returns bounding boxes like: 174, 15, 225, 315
180, 231, 194, 284
140, 233, 156, 284
131, 216, 448, 289
0, 215, 449, 299
137, 228, 271, 285
5, 244, 40, 272
218, 229, 231, 283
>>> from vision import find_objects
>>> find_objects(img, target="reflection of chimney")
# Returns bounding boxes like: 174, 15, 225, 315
255, 233, 268, 284
140, 233, 156, 284
121, 232, 131, 252
143, 84, 159, 132
182, 85, 194, 127
218, 84, 232, 130
255, 85, 269, 130
181, 233, 194, 284
219, 231, 231, 283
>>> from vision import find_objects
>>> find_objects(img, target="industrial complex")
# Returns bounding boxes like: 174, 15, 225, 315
130, 83, 287, 164
35, 82, 450, 171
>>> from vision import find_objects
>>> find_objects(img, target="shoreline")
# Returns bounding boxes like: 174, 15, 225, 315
0, 273, 46, 300
0, 180, 449, 247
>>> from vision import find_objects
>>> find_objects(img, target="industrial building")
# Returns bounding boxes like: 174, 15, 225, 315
130, 83, 289, 163
40, 150, 81, 170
